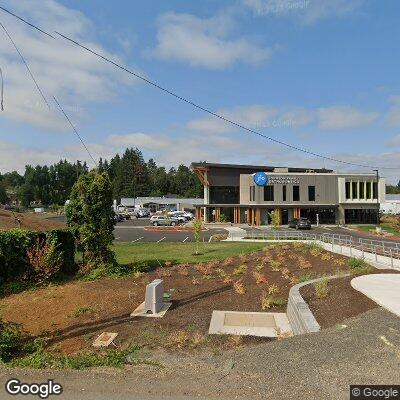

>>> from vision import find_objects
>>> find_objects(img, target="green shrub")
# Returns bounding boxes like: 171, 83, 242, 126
0, 229, 76, 284
0, 319, 32, 363
348, 257, 374, 275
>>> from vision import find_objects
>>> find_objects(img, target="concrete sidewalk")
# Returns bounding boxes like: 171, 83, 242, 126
351, 274, 400, 317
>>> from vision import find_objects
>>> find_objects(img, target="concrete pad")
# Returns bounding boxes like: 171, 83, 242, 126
209, 310, 292, 337
93, 332, 118, 347
351, 274, 400, 317
131, 301, 172, 318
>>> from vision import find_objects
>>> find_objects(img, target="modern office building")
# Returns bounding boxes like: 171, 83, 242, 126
191, 162, 385, 225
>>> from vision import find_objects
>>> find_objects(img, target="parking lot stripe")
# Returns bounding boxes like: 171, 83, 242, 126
157, 237, 166, 243
182, 236, 189, 242
132, 237, 144, 243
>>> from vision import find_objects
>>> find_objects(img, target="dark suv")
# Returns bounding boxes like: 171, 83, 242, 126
288, 217, 311, 230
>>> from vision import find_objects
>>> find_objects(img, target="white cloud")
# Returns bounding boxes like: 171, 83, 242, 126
384, 95, 400, 128
107, 133, 171, 150
0, 0, 139, 130
387, 134, 400, 147
187, 105, 278, 134
317, 106, 379, 130
147, 12, 272, 69
242, 0, 364, 24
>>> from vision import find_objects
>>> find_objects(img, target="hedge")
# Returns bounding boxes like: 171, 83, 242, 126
0, 229, 76, 283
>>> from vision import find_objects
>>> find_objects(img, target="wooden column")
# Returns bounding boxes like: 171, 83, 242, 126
255, 208, 261, 226
246, 208, 250, 224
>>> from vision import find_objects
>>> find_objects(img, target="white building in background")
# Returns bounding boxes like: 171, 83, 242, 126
381, 194, 400, 214
119, 196, 203, 212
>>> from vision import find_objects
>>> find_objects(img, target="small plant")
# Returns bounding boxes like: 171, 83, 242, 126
255, 264, 264, 272
226, 335, 243, 347
321, 252, 333, 261
268, 211, 280, 230
233, 264, 247, 276
288, 275, 299, 285
298, 274, 313, 283
222, 257, 235, 267
164, 261, 173, 268
191, 332, 207, 347
333, 258, 346, 267
157, 269, 172, 278
261, 292, 287, 310
177, 266, 189, 276
195, 263, 213, 275
71, 306, 95, 318
281, 267, 291, 280
307, 243, 324, 257
270, 260, 282, 271
299, 258, 312, 270
348, 257, 370, 271
167, 330, 190, 348
314, 277, 329, 299
233, 280, 246, 295
191, 278, 200, 285
267, 284, 279, 295
216, 268, 227, 280
253, 271, 268, 284
223, 274, 233, 284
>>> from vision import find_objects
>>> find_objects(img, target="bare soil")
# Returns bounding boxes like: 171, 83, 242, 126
300, 269, 398, 328
0, 244, 351, 354
0, 210, 65, 231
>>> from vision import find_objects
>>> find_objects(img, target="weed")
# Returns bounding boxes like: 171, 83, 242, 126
233, 265, 247, 276
71, 306, 95, 318
281, 267, 291, 280
216, 268, 228, 280
333, 258, 346, 267
314, 278, 329, 299
223, 275, 233, 284
321, 252, 333, 261
177, 266, 189, 276
348, 257, 373, 273
191, 278, 200, 285
261, 292, 287, 310
191, 332, 207, 347
195, 263, 213, 275
270, 260, 282, 271
298, 274, 313, 283
299, 258, 312, 270
233, 280, 246, 295
253, 272, 268, 284
267, 284, 279, 295
157, 269, 172, 278
167, 330, 190, 348
288, 275, 299, 285
255, 264, 264, 272
226, 335, 243, 347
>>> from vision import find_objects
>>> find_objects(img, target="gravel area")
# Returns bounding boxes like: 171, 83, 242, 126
1, 308, 399, 399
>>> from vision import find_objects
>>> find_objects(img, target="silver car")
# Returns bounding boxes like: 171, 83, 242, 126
150, 215, 180, 226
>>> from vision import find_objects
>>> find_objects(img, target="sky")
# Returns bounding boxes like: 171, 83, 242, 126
0, 0, 399, 182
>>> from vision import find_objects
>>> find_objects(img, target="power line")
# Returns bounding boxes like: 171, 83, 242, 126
0, 66, 3, 111
53, 96, 97, 167
0, 20, 50, 109
0, 5, 399, 171
0, 16, 96, 168
0, 5, 55, 39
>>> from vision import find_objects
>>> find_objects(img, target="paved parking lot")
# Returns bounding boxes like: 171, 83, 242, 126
114, 218, 227, 243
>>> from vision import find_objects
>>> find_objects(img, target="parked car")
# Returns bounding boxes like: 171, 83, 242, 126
135, 208, 150, 218
288, 217, 311, 230
114, 213, 125, 223
168, 211, 188, 223
150, 215, 180, 226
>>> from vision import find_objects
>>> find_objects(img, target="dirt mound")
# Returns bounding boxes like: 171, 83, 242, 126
0, 209, 65, 231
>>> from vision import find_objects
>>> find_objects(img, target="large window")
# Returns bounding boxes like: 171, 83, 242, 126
359, 182, 364, 199
209, 186, 239, 204
351, 182, 358, 199
308, 186, 315, 201
282, 185, 286, 201
264, 185, 274, 201
345, 181, 351, 199
373, 182, 378, 199
250, 186, 255, 201
345, 209, 378, 224
293, 185, 300, 201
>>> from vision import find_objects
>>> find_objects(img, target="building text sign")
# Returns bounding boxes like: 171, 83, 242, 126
268, 176, 300, 185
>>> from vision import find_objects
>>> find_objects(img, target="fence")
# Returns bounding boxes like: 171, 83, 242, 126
227, 230, 400, 266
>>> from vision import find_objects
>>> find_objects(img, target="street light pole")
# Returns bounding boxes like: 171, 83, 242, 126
373, 169, 379, 226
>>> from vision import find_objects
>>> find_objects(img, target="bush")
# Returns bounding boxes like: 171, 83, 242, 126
0, 319, 33, 363
0, 228, 76, 284
314, 277, 329, 299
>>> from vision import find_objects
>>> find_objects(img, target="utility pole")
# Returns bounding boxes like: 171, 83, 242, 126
373, 169, 379, 226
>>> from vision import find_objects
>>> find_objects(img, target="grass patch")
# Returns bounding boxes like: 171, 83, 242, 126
314, 277, 329, 299
70, 306, 95, 318
348, 257, 374, 274
112, 242, 265, 270
351, 224, 400, 236
298, 274, 314, 283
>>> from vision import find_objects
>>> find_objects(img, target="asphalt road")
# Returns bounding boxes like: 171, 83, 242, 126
1, 308, 399, 400
114, 219, 227, 243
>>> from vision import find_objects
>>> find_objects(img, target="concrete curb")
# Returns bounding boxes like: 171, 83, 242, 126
287, 274, 349, 335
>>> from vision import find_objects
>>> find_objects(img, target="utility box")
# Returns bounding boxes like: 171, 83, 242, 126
144, 279, 164, 314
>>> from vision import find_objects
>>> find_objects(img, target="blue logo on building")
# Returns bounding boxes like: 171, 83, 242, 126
253, 172, 268, 186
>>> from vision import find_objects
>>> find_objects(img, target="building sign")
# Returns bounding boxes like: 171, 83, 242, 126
253, 172, 268, 186
269, 176, 300, 185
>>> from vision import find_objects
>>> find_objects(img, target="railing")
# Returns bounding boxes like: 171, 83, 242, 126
227, 230, 400, 265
